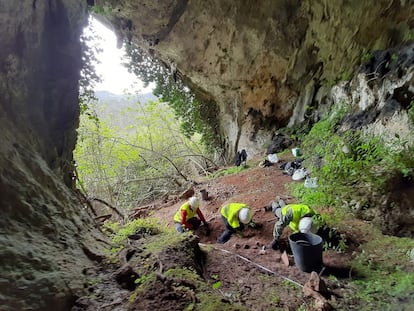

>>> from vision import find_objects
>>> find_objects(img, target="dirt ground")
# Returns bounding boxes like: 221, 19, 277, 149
148, 157, 358, 310
74, 157, 376, 311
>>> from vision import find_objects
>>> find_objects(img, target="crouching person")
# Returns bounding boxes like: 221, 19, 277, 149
271, 201, 317, 250
174, 197, 209, 233
217, 203, 253, 244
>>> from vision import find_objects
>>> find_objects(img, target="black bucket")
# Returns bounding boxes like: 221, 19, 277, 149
289, 233, 323, 273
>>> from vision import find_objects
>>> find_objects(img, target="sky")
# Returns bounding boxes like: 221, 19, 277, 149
85, 17, 154, 95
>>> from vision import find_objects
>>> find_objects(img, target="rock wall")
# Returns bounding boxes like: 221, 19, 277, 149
102, 0, 414, 156
331, 45, 414, 237
0, 1, 413, 309
0, 1, 105, 310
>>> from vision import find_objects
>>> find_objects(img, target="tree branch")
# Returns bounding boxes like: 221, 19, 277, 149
88, 197, 125, 219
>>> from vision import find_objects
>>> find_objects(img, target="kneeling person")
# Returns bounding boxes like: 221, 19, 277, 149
174, 197, 208, 233
271, 202, 317, 250
217, 203, 253, 244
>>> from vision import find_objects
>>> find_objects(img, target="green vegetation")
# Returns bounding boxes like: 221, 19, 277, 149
124, 44, 222, 153
286, 103, 414, 258
348, 234, 414, 310
79, 18, 102, 120
402, 29, 414, 43
106, 218, 162, 246
89, 3, 114, 15
103, 217, 246, 310
408, 100, 414, 124
360, 49, 373, 63
209, 165, 249, 178
338, 70, 353, 82
75, 99, 217, 209
291, 104, 414, 213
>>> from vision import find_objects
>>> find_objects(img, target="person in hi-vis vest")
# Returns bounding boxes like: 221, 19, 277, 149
271, 200, 317, 250
217, 203, 253, 244
174, 197, 208, 233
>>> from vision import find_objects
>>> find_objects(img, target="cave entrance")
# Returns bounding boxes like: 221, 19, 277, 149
82, 16, 154, 95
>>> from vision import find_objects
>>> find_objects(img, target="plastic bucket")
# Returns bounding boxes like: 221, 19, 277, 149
289, 233, 323, 272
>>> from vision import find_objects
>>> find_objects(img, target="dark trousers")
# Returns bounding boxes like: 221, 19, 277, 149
188, 217, 201, 229
217, 216, 243, 244
175, 217, 201, 233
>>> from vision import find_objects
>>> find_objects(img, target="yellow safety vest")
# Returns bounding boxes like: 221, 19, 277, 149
282, 204, 315, 232
174, 201, 197, 223
220, 203, 249, 229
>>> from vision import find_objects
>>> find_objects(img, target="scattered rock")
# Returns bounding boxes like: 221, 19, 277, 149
314, 298, 334, 311
303, 271, 332, 311
114, 265, 139, 291
200, 189, 209, 200
281, 251, 290, 266
267, 134, 293, 154
234, 243, 241, 249
305, 271, 328, 294
82, 246, 105, 263
127, 233, 142, 240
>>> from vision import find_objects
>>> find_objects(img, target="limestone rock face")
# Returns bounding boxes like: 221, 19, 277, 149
330, 45, 414, 236
0, 1, 105, 310
104, 0, 414, 155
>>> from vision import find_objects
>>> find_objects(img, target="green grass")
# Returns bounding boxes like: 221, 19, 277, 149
347, 234, 414, 310
209, 165, 249, 178
106, 218, 163, 246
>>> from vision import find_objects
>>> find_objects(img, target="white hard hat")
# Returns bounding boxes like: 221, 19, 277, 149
239, 207, 252, 224
189, 197, 199, 209
299, 217, 317, 234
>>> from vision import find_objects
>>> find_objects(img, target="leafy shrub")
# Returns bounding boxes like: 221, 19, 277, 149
296, 105, 414, 212
108, 218, 162, 245
124, 44, 222, 153
408, 100, 414, 124
289, 183, 334, 208
75, 99, 219, 209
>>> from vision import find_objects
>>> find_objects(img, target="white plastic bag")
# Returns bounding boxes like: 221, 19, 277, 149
267, 153, 278, 163
292, 168, 307, 181
304, 177, 318, 188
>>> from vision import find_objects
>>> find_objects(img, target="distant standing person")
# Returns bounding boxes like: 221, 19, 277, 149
271, 201, 317, 250
217, 203, 253, 243
235, 149, 247, 166
174, 197, 209, 233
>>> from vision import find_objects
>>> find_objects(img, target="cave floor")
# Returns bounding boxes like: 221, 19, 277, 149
74, 154, 414, 311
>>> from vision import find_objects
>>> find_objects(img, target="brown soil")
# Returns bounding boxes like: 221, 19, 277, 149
75, 157, 365, 311
147, 159, 358, 310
